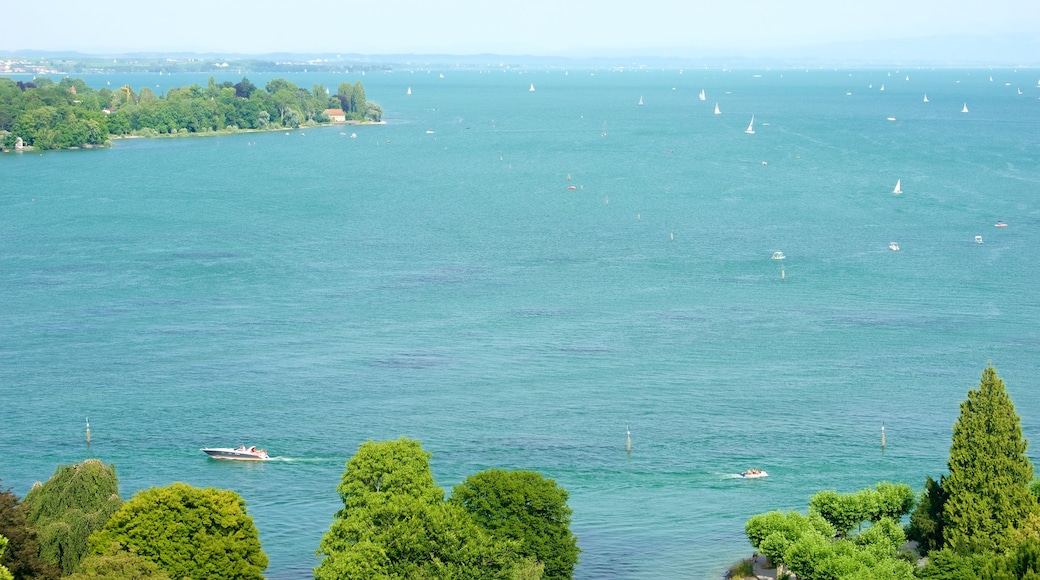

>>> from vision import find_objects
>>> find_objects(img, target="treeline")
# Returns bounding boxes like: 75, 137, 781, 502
0, 439, 578, 579
0, 76, 382, 151
739, 366, 1040, 580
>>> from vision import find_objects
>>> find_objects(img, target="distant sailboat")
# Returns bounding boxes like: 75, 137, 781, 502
745, 114, 755, 134
880, 84, 885, 91
406, 86, 411, 95
529, 83, 535, 92
714, 102, 721, 115
962, 103, 969, 113
1018, 88, 1023, 95
923, 94, 929, 102
893, 179, 902, 195
699, 89, 706, 101
905, 75, 909, 81
638, 95, 643, 106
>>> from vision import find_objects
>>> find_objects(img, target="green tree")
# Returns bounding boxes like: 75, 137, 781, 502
450, 469, 579, 580
316, 439, 525, 580
907, 476, 947, 554
66, 543, 170, 580
88, 483, 267, 580
943, 366, 1038, 554
0, 535, 14, 580
20, 459, 122, 575
0, 482, 60, 580
745, 511, 834, 576
809, 490, 869, 536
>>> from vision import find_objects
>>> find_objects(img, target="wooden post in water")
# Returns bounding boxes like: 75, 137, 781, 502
626, 425, 632, 454
86, 417, 91, 446
881, 424, 886, 449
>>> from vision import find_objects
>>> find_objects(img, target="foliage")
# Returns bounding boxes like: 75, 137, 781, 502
745, 511, 834, 572
450, 469, 579, 580
0, 535, 13, 580
907, 476, 947, 554
316, 438, 530, 579
728, 557, 755, 579
66, 542, 170, 580
809, 483, 914, 537
88, 482, 267, 580
0, 75, 381, 150
20, 459, 122, 575
0, 481, 61, 580
943, 366, 1038, 554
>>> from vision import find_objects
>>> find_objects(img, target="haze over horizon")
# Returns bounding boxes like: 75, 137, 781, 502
2, 0, 1038, 64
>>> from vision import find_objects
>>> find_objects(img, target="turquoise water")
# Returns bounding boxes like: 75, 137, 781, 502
3, 68, 1040, 578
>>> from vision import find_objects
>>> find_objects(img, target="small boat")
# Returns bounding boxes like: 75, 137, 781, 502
893, 179, 902, 194
714, 102, 721, 115
887, 117, 896, 121
889, 242, 900, 251
923, 94, 929, 103
880, 84, 885, 91
995, 221, 1008, 228
744, 115, 755, 134
771, 251, 786, 260
638, 95, 643, 106
962, 103, 969, 113
975, 235, 984, 244
567, 186, 576, 190
529, 83, 535, 92
739, 469, 768, 479
202, 446, 270, 461
406, 87, 411, 95
350, 133, 357, 139
699, 89, 706, 101
425, 129, 435, 134
1018, 88, 1023, 95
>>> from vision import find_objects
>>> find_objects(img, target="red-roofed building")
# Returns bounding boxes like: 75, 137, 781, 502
324, 109, 346, 123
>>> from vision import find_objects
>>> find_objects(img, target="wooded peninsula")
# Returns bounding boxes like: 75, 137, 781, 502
0, 76, 382, 151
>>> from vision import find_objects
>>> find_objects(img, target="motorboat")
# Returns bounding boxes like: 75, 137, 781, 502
889, 242, 900, 251
740, 469, 768, 478
202, 446, 270, 461
995, 221, 1008, 228
975, 235, 984, 244
771, 251, 786, 260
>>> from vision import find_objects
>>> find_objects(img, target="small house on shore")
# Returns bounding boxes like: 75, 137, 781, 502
324, 109, 346, 123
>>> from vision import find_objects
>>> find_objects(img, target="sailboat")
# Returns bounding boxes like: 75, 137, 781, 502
893, 179, 902, 195
744, 115, 755, 134
638, 95, 643, 106
529, 83, 535, 92
880, 84, 885, 91
962, 103, 969, 113
699, 89, 706, 101
714, 102, 721, 115
923, 94, 929, 102
1018, 88, 1023, 95
406, 87, 411, 95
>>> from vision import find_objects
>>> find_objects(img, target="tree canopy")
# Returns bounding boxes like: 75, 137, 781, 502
0, 75, 381, 150
450, 469, 579, 580
315, 438, 536, 580
943, 366, 1037, 553
88, 482, 267, 580
66, 542, 170, 580
0, 535, 14, 580
0, 480, 60, 580
20, 459, 123, 575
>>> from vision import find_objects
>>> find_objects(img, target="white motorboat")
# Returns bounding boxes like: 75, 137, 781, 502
202, 446, 271, 461
771, 251, 785, 260
889, 242, 900, 251
740, 469, 768, 478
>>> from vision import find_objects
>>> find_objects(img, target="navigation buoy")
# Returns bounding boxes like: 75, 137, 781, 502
627, 425, 632, 454
781, 268, 785, 281
86, 417, 91, 446
670, 232, 674, 240
881, 425, 886, 449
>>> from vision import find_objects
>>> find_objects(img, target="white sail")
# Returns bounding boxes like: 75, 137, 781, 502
893, 179, 902, 194
1018, 88, 1023, 95
962, 103, 969, 113
745, 114, 755, 134
699, 89, 706, 101
880, 84, 885, 91
406, 87, 411, 95
923, 94, 928, 102
714, 102, 721, 115
638, 95, 643, 106
529, 83, 535, 92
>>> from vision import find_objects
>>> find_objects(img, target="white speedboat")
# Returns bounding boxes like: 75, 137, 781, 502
889, 242, 900, 251
771, 251, 786, 260
739, 469, 768, 478
202, 446, 270, 461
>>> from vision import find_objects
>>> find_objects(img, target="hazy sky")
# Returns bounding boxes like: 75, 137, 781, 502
1, 0, 1036, 56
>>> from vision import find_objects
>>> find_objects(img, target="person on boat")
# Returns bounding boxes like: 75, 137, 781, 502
249, 446, 256, 453
236, 445, 246, 452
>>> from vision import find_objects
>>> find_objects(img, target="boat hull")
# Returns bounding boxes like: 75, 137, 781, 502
202, 448, 270, 461
739, 472, 768, 478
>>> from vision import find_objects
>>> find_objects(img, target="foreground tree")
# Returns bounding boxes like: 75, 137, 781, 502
66, 542, 170, 580
88, 483, 266, 580
315, 438, 529, 579
907, 476, 948, 554
20, 459, 122, 575
0, 482, 60, 580
943, 366, 1037, 553
0, 535, 13, 580
450, 469, 579, 579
